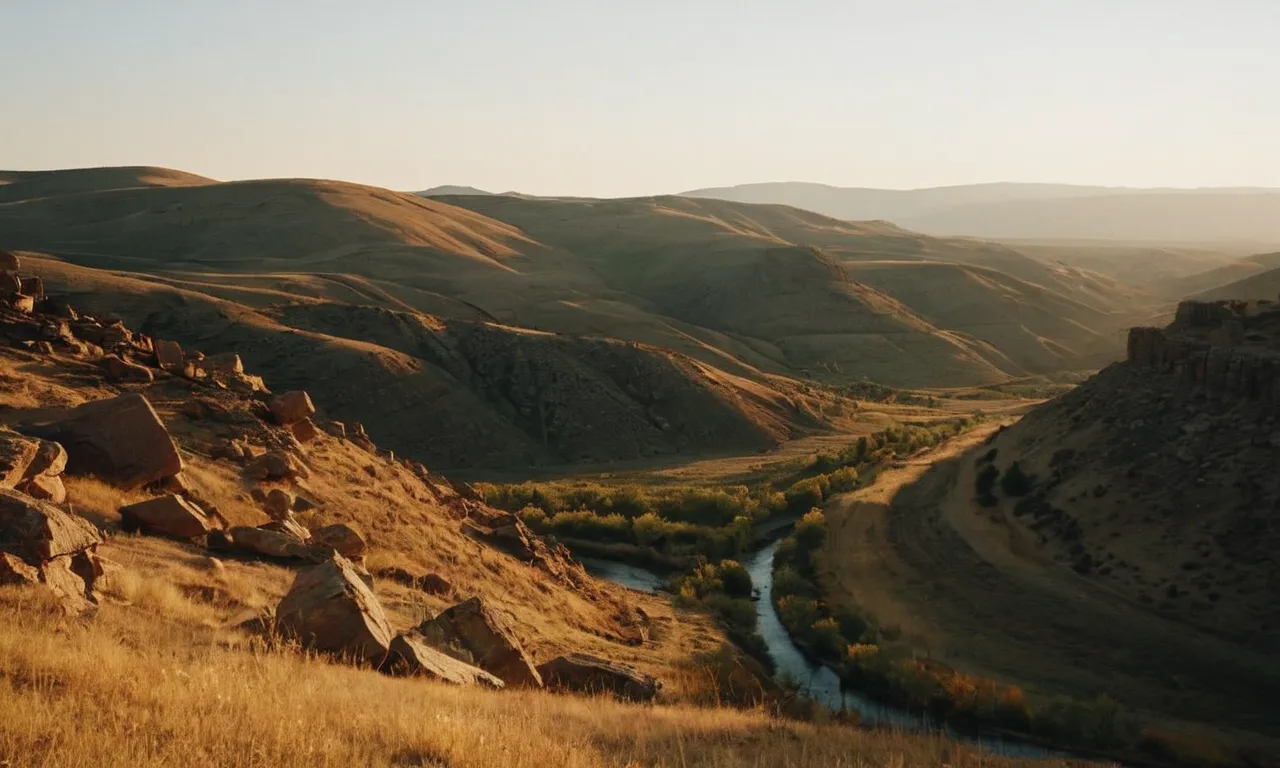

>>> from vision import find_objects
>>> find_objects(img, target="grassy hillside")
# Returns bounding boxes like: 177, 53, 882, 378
1175, 251, 1280, 298
27, 255, 812, 469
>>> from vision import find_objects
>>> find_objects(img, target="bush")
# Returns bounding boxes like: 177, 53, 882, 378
772, 565, 814, 598
1000, 461, 1033, 497
718, 560, 753, 598
793, 509, 826, 553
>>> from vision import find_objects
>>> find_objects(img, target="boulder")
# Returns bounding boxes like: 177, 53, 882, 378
245, 451, 307, 481
275, 554, 392, 665
0, 487, 102, 562
230, 525, 319, 562
18, 276, 43, 301
386, 632, 505, 688
0, 271, 19, 296
0, 433, 40, 489
311, 523, 366, 559
268, 391, 315, 425
23, 393, 182, 489
103, 355, 155, 383
23, 473, 67, 504
0, 250, 19, 272
260, 516, 311, 543
197, 352, 243, 376
120, 495, 218, 540
289, 418, 319, 443
263, 488, 295, 519
0, 551, 40, 586
536, 653, 661, 702
416, 597, 542, 688
154, 339, 185, 372
12, 295, 34, 314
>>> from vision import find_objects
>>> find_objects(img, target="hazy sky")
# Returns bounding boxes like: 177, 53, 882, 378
3, 1, 1278, 197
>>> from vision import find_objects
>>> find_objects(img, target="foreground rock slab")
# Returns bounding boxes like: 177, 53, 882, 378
536, 653, 661, 702
416, 597, 542, 688
387, 632, 505, 688
24, 393, 182, 489
275, 554, 392, 665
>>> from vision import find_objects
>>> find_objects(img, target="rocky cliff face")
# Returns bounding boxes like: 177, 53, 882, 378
963, 299, 1280, 654
1126, 298, 1280, 404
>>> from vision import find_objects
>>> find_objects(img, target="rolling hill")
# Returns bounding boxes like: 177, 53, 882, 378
682, 181, 1280, 243
0, 166, 1162, 467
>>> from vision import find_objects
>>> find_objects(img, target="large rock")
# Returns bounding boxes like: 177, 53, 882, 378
536, 653, 661, 702
154, 339, 185, 372
120, 495, 218, 540
230, 525, 319, 561
311, 523, 366, 559
416, 597, 542, 688
0, 433, 40, 489
386, 632, 505, 688
19, 276, 44, 301
290, 418, 319, 443
0, 487, 101, 562
197, 352, 243, 376
245, 451, 307, 481
275, 554, 392, 665
103, 355, 155, 383
262, 488, 295, 519
0, 551, 40, 586
0, 272, 19, 296
0, 250, 19, 272
268, 391, 315, 425
24, 393, 182, 489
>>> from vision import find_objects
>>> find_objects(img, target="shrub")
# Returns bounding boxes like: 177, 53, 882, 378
807, 617, 848, 659
793, 509, 827, 553
717, 559, 753, 598
776, 595, 821, 633
1000, 461, 1032, 497
772, 565, 814, 598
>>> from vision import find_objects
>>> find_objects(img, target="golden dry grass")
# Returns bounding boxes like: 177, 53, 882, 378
0, 586, 1102, 768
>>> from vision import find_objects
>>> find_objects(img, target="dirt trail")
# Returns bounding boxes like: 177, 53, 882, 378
818, 425, 1280, 748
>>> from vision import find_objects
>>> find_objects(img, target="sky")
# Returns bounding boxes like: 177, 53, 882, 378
2, 0, 1278, 197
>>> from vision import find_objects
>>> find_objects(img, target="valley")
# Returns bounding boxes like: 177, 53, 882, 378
3, 165, 1280, 767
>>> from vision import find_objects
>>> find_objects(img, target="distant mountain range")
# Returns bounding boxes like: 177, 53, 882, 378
680, 182, 1280, 243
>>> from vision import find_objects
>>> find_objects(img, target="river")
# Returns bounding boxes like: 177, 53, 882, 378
582, 541, 1069, 760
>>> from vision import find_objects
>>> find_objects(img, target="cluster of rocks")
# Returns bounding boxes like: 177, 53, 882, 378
271, 555, 660, 700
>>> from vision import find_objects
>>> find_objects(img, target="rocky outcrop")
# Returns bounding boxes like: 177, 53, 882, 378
0, 487, 105, 612
120, 495, 219, 540
386, 632, 505, 688
23, 393, 182, 489
536, 653, 661, 702
275, 554, 392, 665
415, 597, 542, 688
462, 510, 587, 587
1127, 300, 1280, 406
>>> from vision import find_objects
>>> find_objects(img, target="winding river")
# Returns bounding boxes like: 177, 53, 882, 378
582, 542, 1068, 760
